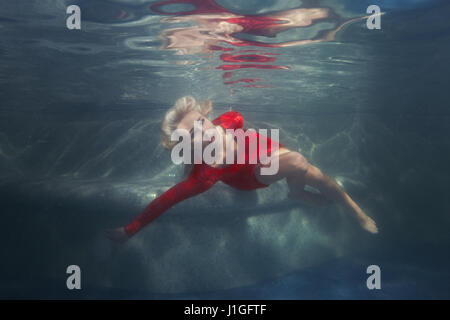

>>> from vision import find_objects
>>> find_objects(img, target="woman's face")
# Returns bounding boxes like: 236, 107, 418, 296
177, 110, 220, 151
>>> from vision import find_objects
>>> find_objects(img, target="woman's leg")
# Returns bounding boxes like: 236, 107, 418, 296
254, 149, 307, 186
302, 165, 378, 233
254, 150, 378, 233
255, 150, 328, 206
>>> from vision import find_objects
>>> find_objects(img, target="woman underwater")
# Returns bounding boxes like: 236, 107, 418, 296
107, 96, 378, 243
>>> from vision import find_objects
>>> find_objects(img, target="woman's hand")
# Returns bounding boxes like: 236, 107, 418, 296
105, 227, 129, 244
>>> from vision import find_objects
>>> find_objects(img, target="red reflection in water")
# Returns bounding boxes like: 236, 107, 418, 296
224, 16, 284, 36
223, 72, 260, 87
209, 45, 234, 52
224, 78, 260, 85
217, 64, 289, 71
151, 0, 367, 90
223, 71, 232, 79
235, 49, 262, 53
242, 84, 273, 88
234, 50, 280, 55
220, 54, 276, 63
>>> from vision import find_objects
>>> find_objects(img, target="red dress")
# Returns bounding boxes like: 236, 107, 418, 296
124, 111, 283, 237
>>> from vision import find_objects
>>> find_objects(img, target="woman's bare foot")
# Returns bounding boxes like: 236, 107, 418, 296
358, 216, 378, 234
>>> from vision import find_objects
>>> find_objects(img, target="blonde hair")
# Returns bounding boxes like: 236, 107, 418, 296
160, 96, 213, 150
